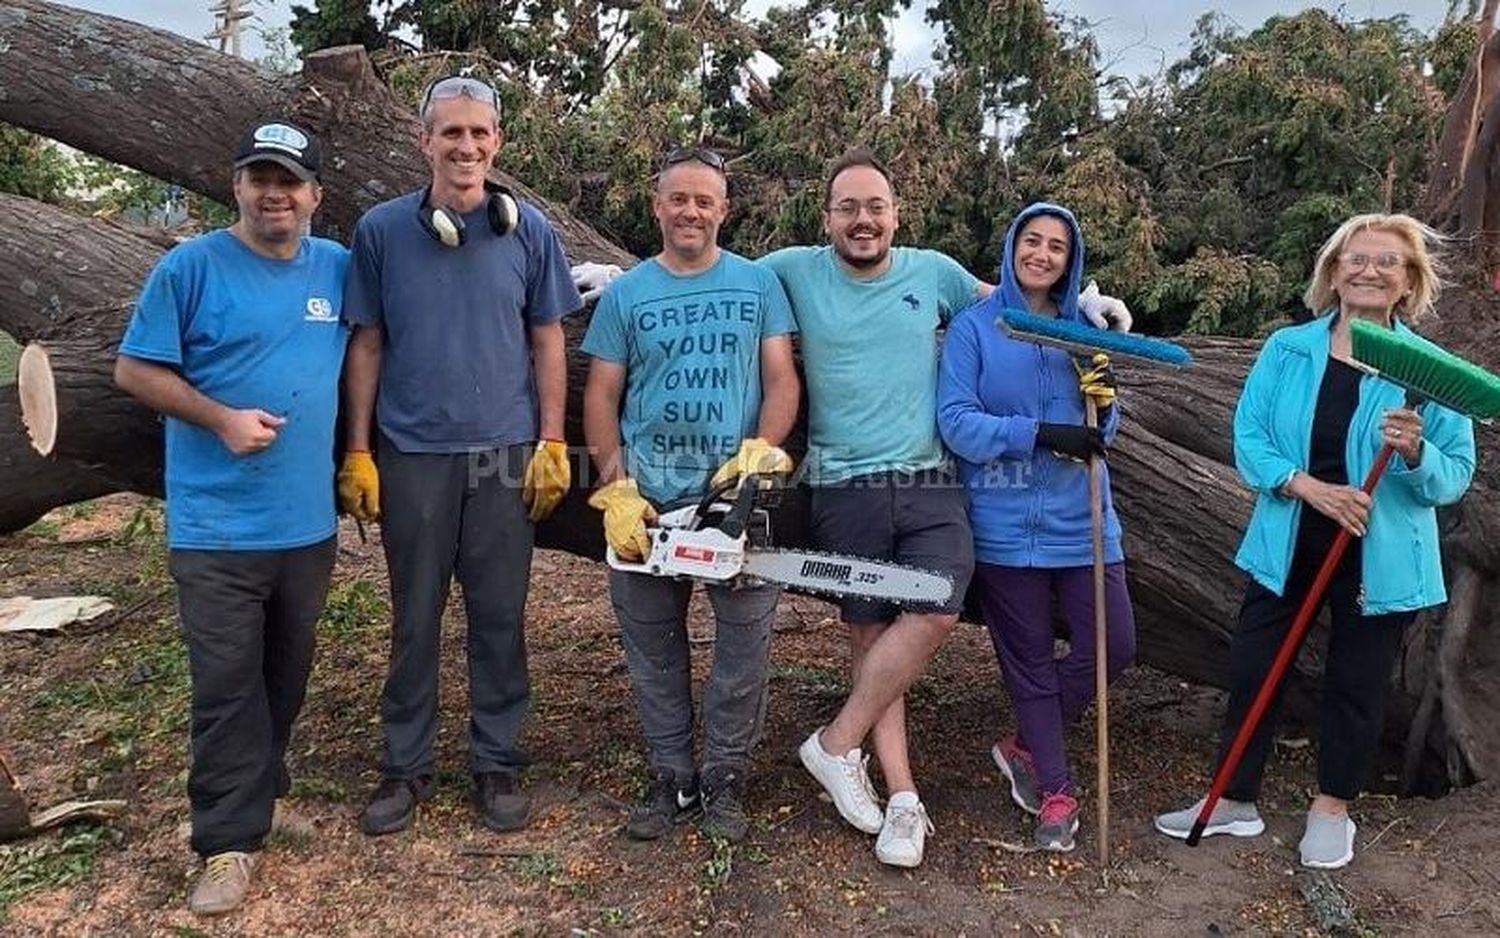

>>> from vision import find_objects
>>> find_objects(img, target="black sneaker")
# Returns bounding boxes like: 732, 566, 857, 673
474, 771, 530, 832
360, 775, 434, 836
701, 770, 748, 843
626, 770, 701, 841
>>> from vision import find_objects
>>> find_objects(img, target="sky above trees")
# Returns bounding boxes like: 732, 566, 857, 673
71, 0, 1442, 79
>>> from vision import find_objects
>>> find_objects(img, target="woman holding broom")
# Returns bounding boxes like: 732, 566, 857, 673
1154, 214, 1475, 869
937, 202, 1136, 852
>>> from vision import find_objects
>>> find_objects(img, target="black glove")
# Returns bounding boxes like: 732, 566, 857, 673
1035, 423, 1105, 461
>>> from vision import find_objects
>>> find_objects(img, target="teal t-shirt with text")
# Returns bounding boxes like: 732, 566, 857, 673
759, 246, 979, 483
581, 251, 796, 506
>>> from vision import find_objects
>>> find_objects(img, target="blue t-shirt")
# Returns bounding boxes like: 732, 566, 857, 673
118, 230, 350, 550
581, 251, 797, 506
342, 191, 582, 452
758, 246, 980, 483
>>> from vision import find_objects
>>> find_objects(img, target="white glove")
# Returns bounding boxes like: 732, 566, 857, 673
1079, 280, 1133, 332
571, 261, 623, 303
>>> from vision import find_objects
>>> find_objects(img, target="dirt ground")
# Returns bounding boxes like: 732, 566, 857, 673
1, 494, 1496, 936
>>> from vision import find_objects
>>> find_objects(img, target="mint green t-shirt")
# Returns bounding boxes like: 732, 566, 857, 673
759, 246, 980, 483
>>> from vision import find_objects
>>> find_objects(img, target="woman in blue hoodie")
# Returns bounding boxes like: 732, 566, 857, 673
937, 203, 1135, 852
1154, 214, 1474, 870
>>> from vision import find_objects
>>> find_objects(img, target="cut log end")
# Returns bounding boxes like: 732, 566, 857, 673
17, 342, 58, 456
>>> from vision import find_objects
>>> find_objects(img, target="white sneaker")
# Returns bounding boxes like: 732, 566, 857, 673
1154, 796, 1265, 840
797, 728, 884, 834
1299, 810, 1356, 869
875, 791, 932, 868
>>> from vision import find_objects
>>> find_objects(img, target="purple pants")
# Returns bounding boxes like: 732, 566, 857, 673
973, 562, 1136, 796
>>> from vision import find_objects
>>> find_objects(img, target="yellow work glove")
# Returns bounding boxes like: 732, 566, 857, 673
710, 437, 793, 490
337, 450, 380, 522
522, 440, 570, 522
1074, 352, 1117, 410
587, 479, 657, 561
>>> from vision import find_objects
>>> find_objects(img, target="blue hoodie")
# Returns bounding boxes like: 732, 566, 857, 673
937, 203, 1123, 568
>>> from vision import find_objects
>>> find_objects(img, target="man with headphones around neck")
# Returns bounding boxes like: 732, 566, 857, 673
339, 76, 582, 837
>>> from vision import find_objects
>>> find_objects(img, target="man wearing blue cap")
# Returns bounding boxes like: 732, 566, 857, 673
115, 119, 348, 915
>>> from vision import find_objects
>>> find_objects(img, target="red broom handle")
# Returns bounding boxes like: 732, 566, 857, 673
1186, 443, 1399, 846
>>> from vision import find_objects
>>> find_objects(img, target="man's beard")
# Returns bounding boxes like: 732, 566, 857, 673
836, 237, 888, 270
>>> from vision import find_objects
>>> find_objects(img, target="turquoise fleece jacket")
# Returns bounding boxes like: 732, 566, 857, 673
937, 203, 1123, 567
1232, 315, 1476, 613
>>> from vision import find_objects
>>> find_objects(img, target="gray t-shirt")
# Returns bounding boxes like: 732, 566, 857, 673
343, 190, 581, 452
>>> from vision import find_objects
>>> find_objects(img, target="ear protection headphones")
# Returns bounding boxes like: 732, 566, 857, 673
417, 179, 521, 247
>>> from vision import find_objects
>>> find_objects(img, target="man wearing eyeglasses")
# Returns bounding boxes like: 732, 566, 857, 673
339, 76, 582, 838
582, 147, 800, 843
756, 148, 996, 868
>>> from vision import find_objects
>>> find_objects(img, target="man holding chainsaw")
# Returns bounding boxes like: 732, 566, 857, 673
582, 147, 800, 843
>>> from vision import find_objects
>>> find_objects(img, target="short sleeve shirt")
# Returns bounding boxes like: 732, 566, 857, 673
342, 193, 582, 452
758, 246, 979, 483
581, 251, 796, 506
119, 230, 350, 550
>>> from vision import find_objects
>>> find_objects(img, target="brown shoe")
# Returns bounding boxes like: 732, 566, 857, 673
188, 851, 260, 916
474, 772, 529, 832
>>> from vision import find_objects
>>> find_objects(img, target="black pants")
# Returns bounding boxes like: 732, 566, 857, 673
376, 436, 534, 779
171, 537, 336, 857
1219, 541, 1413, 802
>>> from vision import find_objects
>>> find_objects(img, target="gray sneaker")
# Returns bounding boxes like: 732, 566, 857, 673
188, 851, 260, 916
1299, 811, 1356, 869
991, 736, 1041, 816
1154, 796, 1265, 840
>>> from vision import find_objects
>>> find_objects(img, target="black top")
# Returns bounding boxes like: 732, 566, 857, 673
1293, 355, 1364, 574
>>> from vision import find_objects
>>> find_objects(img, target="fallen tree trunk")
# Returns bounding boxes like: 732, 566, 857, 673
0, 0, 633, 265
0, 0, 1495, 795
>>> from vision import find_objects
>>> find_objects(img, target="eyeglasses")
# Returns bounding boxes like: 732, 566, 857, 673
828, 198, 894, 220
662, 147, 726, 172
1338, 251, 1405, 272
420, 76, 500, 115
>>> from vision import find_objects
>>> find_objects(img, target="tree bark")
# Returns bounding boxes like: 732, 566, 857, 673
0, 0, 1496, 794
0, 0, 633, 266
1420, 26, 1500, 269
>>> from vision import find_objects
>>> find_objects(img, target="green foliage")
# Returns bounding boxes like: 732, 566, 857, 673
318, 578, 388, 641
10, 1, 1460, 339
0, 826, 115, 924
1428, 15, 1479, 99
290, 0, 384, 55
0, 125, 77, 201
0, 332, 18, 387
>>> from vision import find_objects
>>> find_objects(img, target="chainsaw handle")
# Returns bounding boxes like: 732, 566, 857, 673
688, 472, 783, 533
718, 477, 761, 539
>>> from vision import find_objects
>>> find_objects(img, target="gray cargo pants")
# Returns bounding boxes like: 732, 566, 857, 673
376, 436, 534, 778
608, 569, 779, 784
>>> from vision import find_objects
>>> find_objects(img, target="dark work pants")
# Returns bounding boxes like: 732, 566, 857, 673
377, 436, 534, 779
171, 537, 336, 857
608, 569, 779, 786
1219, 547, 1414, 803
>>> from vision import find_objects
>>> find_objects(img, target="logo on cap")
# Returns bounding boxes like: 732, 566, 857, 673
252, 123, 309, 157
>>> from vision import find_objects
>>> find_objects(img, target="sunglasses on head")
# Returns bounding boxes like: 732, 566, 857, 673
662, 147, 726, 172
421, 76, 500, 114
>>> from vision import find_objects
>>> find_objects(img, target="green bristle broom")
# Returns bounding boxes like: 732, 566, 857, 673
995, 307, 1193, 864
1187, 319, 1500, 847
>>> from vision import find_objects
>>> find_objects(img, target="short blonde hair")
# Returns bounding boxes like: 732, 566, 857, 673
1303, 213, 1446, 322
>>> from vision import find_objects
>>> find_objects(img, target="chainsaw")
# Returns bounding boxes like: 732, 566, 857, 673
605, 474, 953, 605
